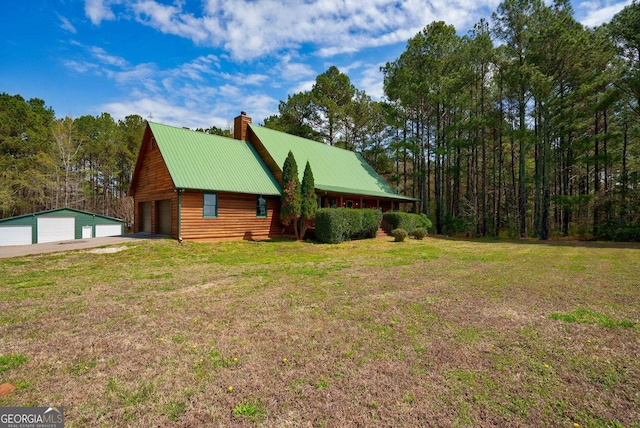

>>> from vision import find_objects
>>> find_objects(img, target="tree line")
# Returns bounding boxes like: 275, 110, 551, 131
0, 93, 146, 227
265, 0, 640, 241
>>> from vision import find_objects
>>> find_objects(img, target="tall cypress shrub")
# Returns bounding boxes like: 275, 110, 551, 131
298, 161, 317, 240
280, 151, 301, 238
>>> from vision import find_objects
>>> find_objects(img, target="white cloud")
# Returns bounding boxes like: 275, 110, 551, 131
64, 60, 99, 74
132, 0, 209, 43
84, 0, 500, 61
358, 62, 386, 100
67, 43, 278, 128
240, 92, 280, 123
107, 63, 156, 85
335, 61, 364, 75
99, 90, 277, 130
275, 54, 316, 81
101, 97, 225, 129
90, 46, 128, 67
577, 0, 632, 27
215, 72, 270, 86
85, 0, 118, 25
289, 80, 315, 94
218, 84, 241, 98
176, 55, 220, 81
59, 16, 77, 33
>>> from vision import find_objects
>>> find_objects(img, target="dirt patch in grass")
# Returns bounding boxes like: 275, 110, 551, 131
0, 383, 16, 396
0, 238, 639, 427
87, 246, 131, 254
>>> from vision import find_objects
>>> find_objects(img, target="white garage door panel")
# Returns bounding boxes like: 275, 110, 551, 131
0, 226, 32, 246
37, 217, 75, 243
95, 224, 122, 237
82, 226, 93, 239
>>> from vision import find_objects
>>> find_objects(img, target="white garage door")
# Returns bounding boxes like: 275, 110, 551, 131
37, 217, 75, 243
95, 224, 122, 237
0, 226, 32, 246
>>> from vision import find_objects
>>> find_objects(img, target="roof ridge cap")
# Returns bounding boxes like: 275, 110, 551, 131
249, 123, 360, 154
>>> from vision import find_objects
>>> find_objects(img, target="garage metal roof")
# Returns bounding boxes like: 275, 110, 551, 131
0, 208, 124, 223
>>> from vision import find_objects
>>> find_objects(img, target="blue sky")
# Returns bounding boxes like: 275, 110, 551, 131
0, 0, 633, 129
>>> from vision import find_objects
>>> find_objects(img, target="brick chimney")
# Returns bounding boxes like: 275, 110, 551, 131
233, 111, 251, 141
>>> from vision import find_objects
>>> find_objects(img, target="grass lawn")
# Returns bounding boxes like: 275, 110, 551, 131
0, 236, 639, 427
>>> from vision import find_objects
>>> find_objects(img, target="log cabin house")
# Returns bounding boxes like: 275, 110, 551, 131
129, 112, 416, 241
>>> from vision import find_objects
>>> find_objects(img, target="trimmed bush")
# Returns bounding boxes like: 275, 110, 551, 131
315, 209, 349, 244
383, 212, 411, 232
344, 208, 364, 238
383, 212, 432, 235
315, 208, 383, 244
412, 227, 427, 240
362, 209, 383, 238
391, 228, 408, 242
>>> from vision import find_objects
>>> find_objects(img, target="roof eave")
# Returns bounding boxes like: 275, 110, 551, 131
315, 186, 419, 202
176, 187, 281, 197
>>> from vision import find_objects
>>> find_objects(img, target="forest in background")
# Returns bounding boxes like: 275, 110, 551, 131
265, 0, 640, 241
1, 0, 639, 240
0, 96, 146, 228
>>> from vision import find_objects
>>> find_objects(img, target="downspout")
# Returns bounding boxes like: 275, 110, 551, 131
177, 189, 183, 243
32, 214, 37, 244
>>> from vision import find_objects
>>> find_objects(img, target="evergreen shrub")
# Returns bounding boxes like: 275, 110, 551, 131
391, 228, 408, 242
383, 212, 432, 234
344, 208, 364, 238
315, 208, 383, 244
362, 209, 383, 238
412, 227, 427, 240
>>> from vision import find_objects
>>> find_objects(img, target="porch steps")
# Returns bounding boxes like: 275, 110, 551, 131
376, 227, 392, 238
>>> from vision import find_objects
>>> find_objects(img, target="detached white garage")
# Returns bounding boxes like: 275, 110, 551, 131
0, 208, 125, 246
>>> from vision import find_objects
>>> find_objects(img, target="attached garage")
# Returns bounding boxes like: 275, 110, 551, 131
140, 202, 152, 233
0, 208, 124, 246
156, 200, 172, 236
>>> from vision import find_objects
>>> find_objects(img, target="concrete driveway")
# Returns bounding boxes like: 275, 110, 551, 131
0, 233, 159, 259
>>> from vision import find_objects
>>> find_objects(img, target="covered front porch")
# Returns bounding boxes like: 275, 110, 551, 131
316, 191, 416, 212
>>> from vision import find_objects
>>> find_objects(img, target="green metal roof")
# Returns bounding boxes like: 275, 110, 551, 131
149, 122, 281, 196
249, 124, 417, 201
0, 208, 124, 223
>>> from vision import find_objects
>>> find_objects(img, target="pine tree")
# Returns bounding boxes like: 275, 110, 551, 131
280, 151, 301, 238
298, 161, 317, 240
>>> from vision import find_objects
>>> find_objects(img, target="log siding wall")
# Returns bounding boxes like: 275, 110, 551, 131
180, 191, 284, 241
